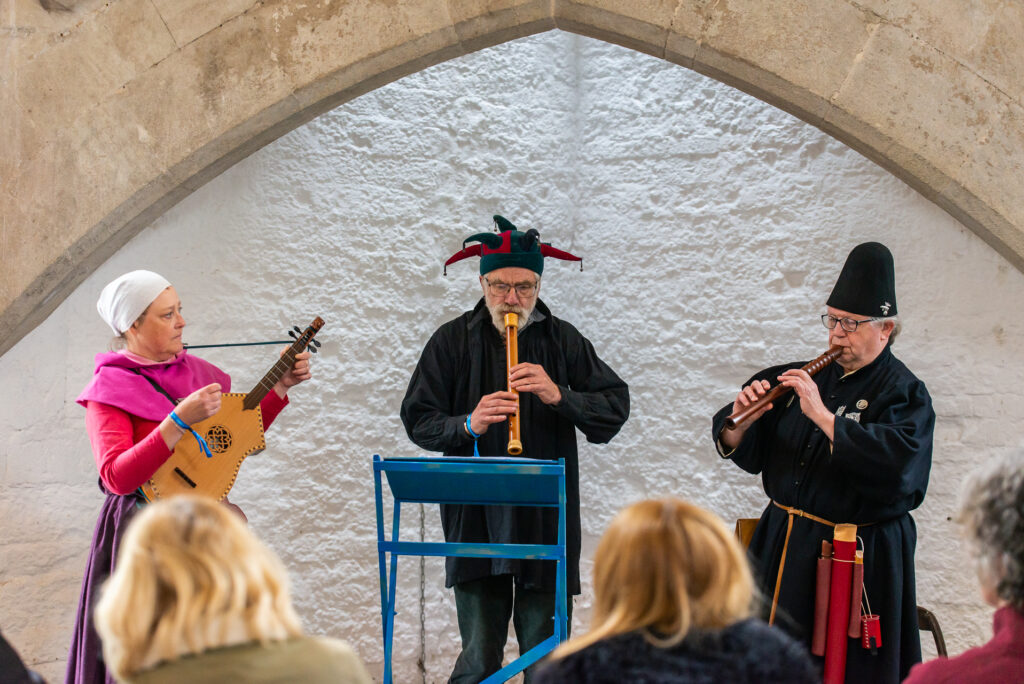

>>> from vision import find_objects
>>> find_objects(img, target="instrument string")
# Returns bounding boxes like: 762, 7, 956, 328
184, 340, 291, 349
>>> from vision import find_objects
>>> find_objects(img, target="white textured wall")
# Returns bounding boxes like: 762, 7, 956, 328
2, 30, 1023, 683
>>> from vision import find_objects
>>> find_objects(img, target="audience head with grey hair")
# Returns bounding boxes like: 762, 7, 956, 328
903, 451, 1024, 684
958, 451, 1024, 611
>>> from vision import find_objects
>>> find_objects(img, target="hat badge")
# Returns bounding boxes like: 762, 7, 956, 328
880, 302, 891, 315
856, 399, 868, 410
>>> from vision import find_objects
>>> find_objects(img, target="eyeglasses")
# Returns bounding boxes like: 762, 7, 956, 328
821, 313, 878, 333
485, 277, 538, 298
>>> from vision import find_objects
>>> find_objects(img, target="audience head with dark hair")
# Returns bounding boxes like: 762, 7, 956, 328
1, 630, 46, 684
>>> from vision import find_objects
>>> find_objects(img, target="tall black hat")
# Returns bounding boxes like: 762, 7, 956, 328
826, 242, 897, 317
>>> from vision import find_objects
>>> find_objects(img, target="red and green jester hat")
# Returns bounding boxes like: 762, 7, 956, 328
443, 215, 583, 276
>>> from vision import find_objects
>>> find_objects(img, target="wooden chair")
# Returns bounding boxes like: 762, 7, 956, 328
735, 518, 759, 549
917, 605, 947, 657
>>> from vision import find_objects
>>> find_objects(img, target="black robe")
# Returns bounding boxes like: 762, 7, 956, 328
401, 298, 629, 594
712, 345, 934, 683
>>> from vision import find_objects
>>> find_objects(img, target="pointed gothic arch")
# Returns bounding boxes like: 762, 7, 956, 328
3, 0, 1022, 355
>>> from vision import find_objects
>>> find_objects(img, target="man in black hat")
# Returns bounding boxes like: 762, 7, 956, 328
711, 242, 934, 683
402, 216, 630, 683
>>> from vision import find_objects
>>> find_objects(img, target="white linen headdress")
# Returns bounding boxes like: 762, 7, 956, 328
96, 270, 172, 335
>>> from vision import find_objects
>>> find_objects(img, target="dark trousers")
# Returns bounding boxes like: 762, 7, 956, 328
449, 574, 572, 684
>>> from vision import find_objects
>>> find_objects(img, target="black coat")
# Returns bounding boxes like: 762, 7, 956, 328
401, 299, 629, 593
712, 345, 934, 683
534, 620, 819, 684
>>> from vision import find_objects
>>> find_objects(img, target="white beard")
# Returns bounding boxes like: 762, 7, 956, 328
489, 303, 534, 334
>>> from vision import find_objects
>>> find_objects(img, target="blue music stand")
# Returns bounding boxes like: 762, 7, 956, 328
373, 454, 568, 684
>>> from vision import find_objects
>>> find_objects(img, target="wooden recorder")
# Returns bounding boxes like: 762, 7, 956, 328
504, 312, 523, 455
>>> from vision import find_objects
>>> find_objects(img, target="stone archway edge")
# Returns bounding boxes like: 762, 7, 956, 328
3, 0, 1022, 357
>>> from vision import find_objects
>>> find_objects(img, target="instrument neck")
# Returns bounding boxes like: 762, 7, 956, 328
242, 325, 320, 411
242, 348, 300, 410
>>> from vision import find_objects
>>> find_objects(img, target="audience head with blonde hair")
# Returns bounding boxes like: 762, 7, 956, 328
557, 497, 753, 657
95, 495, 302, 680
537, 498, 818, 684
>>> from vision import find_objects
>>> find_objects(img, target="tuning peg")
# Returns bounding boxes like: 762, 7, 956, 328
311, 339, 321, 348
293, 325, 302, 334
288, 330, 298, 339
308, 345, 319, 354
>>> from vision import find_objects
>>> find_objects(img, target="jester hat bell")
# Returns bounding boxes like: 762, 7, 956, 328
443, 215, 583, 276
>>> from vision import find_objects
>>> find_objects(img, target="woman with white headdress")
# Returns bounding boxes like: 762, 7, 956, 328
65, 271, 312, 684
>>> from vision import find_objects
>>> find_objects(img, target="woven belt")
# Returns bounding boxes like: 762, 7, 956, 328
768, 501, 837, 625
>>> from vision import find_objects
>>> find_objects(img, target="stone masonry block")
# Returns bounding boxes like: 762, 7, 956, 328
833, 22, 1004, 182
856, 0, 1024, 105
555, 0, 680, 59
692, 0, 876, 124
11, 0, 175, 166
150, 0, 260, 48
448, 0, 555, 54
955, 100, 1024, 236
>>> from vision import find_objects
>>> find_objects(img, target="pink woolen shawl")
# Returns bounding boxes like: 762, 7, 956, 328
77, 350, 231, 420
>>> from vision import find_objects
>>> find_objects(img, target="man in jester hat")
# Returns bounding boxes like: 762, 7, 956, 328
401, 215, 630, 683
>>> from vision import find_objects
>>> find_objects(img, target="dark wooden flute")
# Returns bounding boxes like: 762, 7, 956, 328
724, 345, 843, 431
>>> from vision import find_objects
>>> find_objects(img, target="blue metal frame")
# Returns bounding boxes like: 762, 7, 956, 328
374, 455, 568, 684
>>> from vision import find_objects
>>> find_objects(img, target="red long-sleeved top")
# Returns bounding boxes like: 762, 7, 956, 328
85, 392, 288, 495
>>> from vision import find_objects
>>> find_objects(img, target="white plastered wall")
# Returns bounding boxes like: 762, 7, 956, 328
1, 30, 1022, 683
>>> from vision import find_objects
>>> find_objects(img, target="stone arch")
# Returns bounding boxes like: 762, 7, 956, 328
4, 0, 1022, 356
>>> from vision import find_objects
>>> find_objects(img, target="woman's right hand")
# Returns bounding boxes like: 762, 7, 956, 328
174, 383, 222, 425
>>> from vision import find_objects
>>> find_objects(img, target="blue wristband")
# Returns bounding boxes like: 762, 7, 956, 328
168, 411, 190, 431
169, 410, 213, 459
465, 415, 480, 457
465, 415, 481, 439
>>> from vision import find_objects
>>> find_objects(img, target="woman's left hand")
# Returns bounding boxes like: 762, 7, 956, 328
274, 349, 313, 397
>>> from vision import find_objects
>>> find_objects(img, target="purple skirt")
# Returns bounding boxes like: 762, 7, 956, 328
64, 489, 140, 684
